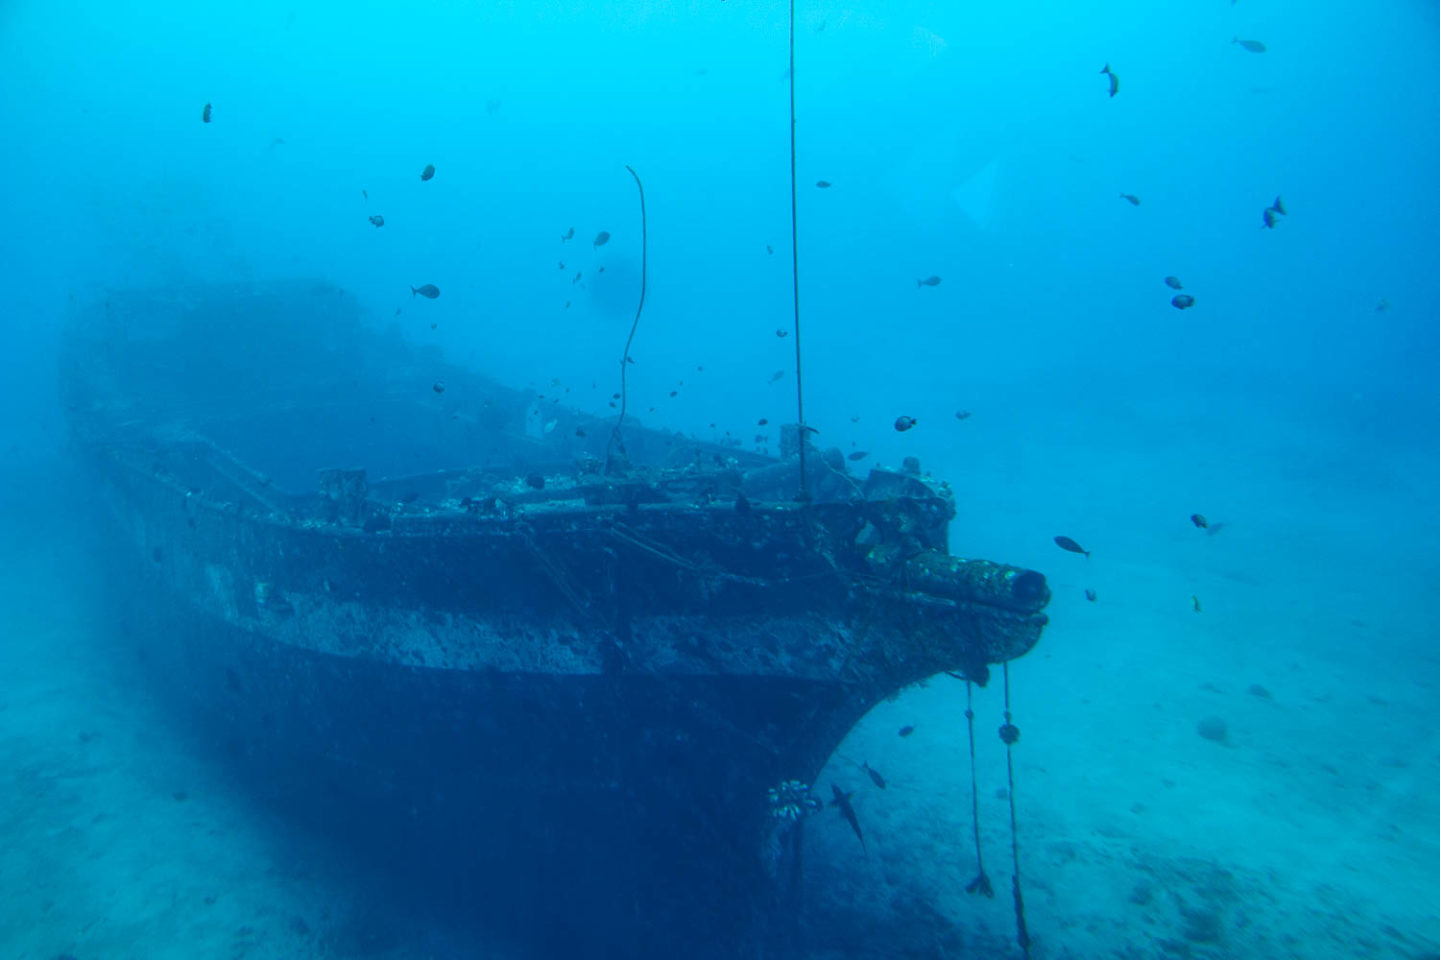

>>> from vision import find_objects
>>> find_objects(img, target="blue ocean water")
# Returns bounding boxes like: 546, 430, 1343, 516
2, 1, 1438, 958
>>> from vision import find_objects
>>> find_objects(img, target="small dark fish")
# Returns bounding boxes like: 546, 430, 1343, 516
917, 276, 942, 288
432, 382, 445, 393
558, 261, 565, 269
769, 370, 785, 383
894, 415, 917, 432
1375, 298, 1390, 312
1084, 588, 1097, 602
593, 231, 611, 248
1269, 195, 1286, 216
525, 474, 546, 490
202, 102, 212, 123
1100, 63, 1119, 98
766, 244, 774, 254
1171, 294, 1196, 310
1232, 37, 1267, 53
757, 418, 768, 426
1164, 276, 1183, 290
816, 180, 832, 188
1192, 595, 1202, 613
369, 215, 385, 227
897, 725, 915, 737
830, 784, 865, 851
1119, 193, 1140, 206
847, 451, 868, 461
776, 329, 788, 338
1262, 207, 1279, 229
1190, 513, 1208, 529
598, 266, 605, 273
561, 227, 574, 241
575, 428, 586, 438
1054, 535, 1090, 557
954, 410, 971, 420
420, 163, 435, 181
862, 762, 886, 790
573, 270, 582, 284
411, 284, 440, 299
362, 189, 368, 200
564, 301, 571, 309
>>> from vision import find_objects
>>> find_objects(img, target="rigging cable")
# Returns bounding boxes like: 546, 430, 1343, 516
999, 661, 1032, 958
787, 0, 810, 500
605, 164, 647, 475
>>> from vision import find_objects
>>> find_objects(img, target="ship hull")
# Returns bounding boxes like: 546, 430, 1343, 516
64, 280, 1049, 957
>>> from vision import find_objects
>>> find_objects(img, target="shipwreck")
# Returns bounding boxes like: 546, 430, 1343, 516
62, 279, 1049, 956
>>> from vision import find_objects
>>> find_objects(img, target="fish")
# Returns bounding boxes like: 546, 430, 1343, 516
776, 329, 788, 338
561, 227, 574, 241
766, 244, 774, 254
954, 410, 971, 420
830, 784, 865, 852
1375, 298, 1390, 312
573, 271, 582, 284
593, 231, 611, 248
411, 284, 440, 299
1171, 294, 1196, 310
1084, 588, 1098, 602
369, 215, 385, 227
917, 276, 942, 288
1269, 196, 1286, 216
1190, 513, 1208, 529
1120, 193, 1140, 206
1054, 535, 1090, 557
558, 262, 565, 269
862, 762, 886, 790
1164, 276, 1183, 290
362, 189, 368, 200
1192, 595, 1203, 613
575, 428, 586, 438
1100, 63, 1119, 98
847, 451, 868, 461
525, 474, 545, 490
897, 725, 915, 737
432, 382, 445, 393
816, 180, 832, 188
202, 102, 212, 123
769, 371, 785, 383
420, 163, 435, 181
893, 415, 917, 432
1263, 207, 1279, 229
757, 418, 768, 426
1232, 37, 1267, 53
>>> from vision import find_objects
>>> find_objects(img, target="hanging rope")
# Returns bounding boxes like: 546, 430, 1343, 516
605, 164, 647, 476
963, 680, 994, 898
787, 0, 810, 501
999, 661, 1031, 958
